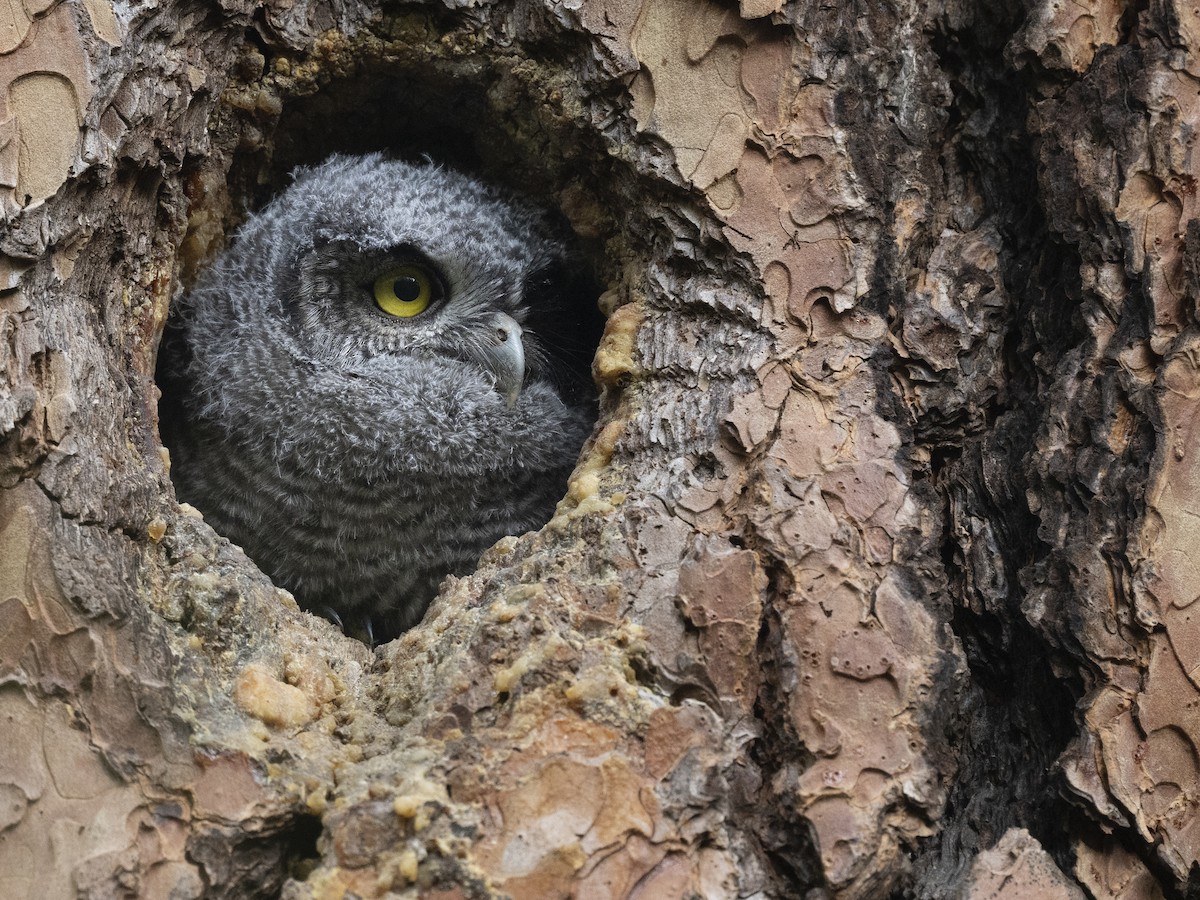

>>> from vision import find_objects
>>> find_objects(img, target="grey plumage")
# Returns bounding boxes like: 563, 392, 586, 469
160, 154, 596, 639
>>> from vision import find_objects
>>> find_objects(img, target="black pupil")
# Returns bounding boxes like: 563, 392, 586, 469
394, 275, 422, 303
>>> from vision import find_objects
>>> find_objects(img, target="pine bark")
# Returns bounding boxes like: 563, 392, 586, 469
0, 0, 1194, 897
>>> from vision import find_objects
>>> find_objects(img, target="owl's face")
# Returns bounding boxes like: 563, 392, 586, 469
260, 156, 572, 407
292, 240, 531, 406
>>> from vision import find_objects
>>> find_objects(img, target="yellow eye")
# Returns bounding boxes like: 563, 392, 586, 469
373, 265, 435, 318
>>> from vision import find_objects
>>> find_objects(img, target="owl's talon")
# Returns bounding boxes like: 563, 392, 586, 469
317, 607, 378, 646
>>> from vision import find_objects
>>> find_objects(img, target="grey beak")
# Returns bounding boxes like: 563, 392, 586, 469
483, 312, 525, 408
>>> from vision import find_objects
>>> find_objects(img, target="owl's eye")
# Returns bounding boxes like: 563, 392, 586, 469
373, 265, 437, 318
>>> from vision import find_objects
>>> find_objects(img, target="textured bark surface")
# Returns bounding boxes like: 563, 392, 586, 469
2, 0, 1199, 897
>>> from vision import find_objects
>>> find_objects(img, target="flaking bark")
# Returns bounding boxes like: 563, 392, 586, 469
1, 0, 1197, 897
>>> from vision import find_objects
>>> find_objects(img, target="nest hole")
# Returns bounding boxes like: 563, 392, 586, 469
159, 22, 625, 643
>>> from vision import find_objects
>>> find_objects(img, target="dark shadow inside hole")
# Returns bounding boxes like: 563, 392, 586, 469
281, 812, 324, 882
159, 62, 610, 645
232, 64, 610, 244
258, 74, 496, 195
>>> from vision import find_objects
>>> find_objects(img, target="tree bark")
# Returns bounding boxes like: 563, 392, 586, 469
1, 0, 1195, 897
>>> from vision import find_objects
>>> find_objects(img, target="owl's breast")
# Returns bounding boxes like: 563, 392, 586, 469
170, 394, 587, 633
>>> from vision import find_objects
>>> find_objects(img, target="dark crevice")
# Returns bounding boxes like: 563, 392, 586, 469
187, 810, 324, 899
895, 0, 1098, 895
279, 813, 324, 887
746, 600, 825, 897
1117, 0, 1149, 44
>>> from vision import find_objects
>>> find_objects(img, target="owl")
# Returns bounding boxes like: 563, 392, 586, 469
159, 154, 598, 642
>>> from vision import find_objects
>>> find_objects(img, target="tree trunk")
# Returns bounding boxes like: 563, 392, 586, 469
0, 0, 1194, 897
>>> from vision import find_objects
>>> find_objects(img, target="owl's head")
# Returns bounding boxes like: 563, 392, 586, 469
212, 155, 590, 405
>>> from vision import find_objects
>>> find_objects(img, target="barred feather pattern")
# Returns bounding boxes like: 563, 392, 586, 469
161, 155, 596, 637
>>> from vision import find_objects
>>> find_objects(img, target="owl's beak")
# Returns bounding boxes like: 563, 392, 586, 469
484, 312, 525, 408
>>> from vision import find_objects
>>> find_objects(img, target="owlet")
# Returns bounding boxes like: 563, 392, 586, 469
159, 154, 598, 641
